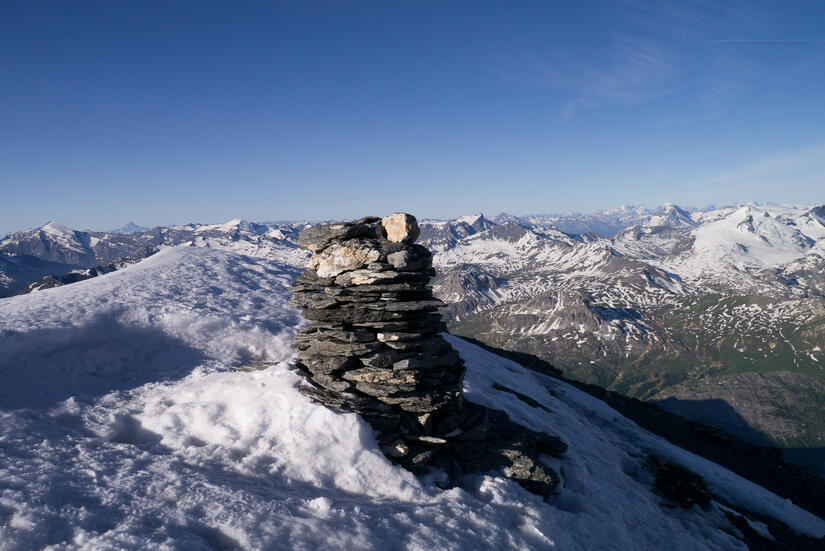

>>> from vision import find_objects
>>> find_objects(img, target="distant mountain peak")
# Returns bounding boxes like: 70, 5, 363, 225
195, 218, 268, 235
225, 218, 254, 230
40, 221, 75, 236
807, 205, 825, 224
456, 213, 484, 224
640, 204, 695, 229
110, 222, 150, 234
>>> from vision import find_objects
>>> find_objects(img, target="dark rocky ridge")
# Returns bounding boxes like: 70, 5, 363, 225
290, 213, 567, 495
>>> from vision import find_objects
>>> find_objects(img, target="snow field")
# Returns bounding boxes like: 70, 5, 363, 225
0, 245, 823, 549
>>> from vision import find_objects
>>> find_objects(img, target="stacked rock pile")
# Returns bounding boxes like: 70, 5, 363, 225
290, 213, 566, 495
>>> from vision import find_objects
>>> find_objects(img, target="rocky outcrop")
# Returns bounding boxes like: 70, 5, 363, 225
290, 213, 566, 495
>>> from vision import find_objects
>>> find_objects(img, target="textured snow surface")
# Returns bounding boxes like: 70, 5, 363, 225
1, 246, 824, 550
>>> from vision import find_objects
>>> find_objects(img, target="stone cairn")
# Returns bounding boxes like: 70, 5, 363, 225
290, 213, 566, 496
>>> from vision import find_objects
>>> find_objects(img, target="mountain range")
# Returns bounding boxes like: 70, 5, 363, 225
2, 233, 824, 549
2, 203, 824, 477
0, 219, 306, 297
420, 204, 825, 476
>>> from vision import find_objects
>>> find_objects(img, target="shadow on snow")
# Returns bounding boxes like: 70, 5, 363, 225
0, 312, 209, 410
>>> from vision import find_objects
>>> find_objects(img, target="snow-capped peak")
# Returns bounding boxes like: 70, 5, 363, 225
664, 204, 818, 280
40, 221, 76, 237
642, 204, 694, 229
225, 218, 254, 232
456, 213, 486, 226
806, 205, 825, 225
111, 222, 150, 234
195, 218, 263, 234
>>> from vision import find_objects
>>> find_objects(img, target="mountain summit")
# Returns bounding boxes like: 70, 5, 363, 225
110, 222, 150, 234
1, 242, 823, 548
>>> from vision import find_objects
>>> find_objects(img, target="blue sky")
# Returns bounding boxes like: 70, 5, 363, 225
1, 0, 824, 235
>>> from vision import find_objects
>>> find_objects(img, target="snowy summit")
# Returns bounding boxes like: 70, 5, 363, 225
1, 240, 823, 549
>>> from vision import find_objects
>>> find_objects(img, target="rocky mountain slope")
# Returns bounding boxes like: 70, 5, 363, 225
421, 204, 825, 476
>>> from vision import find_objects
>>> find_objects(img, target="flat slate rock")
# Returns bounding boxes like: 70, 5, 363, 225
298, 222, 373, 251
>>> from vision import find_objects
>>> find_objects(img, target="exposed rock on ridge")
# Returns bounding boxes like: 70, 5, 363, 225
290, 213, 566, 495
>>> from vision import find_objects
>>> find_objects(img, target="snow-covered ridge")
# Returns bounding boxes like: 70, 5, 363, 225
0, 218, 310, 296
1, 245, 822, 549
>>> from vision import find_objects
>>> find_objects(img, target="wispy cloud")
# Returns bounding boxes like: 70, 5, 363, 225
692, 143, 825, 200
486, 0, 765, 118
560, 34, 677, 117
491, 33, 680, 118
708, 38, 825, 43
614, 0, 760, 38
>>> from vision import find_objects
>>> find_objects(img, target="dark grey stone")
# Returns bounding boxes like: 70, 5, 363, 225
309, 373, 354, 393
289, 293, 340, 310
296, 354, 357, 374
338, 282, 431, 294
387, 249, 433, 272
378, 299, 443, 312
294, 326, 376, 344
301, 340, 383, 357
377, 388, 463, 413
297, 222, 373, 251
382, 439, 410, 458
301, 306, 418, 323
342, 366, 424, 386
293, 271, 335, 287
360, 349, 419, 368
354, 381, 418, 396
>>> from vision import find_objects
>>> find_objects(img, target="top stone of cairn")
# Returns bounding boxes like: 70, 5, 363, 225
296, 214, 420, 252
381, 213, 420, 244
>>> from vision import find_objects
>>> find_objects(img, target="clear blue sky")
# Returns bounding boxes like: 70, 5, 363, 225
2, 0, 824, 235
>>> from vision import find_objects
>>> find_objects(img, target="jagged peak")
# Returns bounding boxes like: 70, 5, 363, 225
455, 213, 487, 226
639, 204, 695, 229
806, 205, 825, 223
